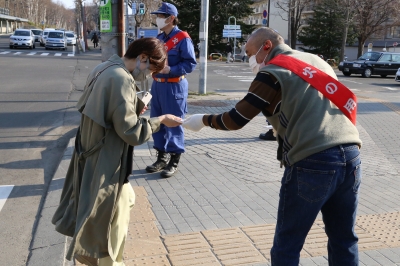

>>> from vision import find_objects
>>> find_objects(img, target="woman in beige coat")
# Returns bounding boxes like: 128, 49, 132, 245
52, 38, 181, 266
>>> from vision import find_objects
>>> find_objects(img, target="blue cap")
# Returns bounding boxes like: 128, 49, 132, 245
150, 2, 178, 17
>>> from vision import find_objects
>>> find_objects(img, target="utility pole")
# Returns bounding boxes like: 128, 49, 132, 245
100, 0, 125, 61
80, 0, 88, 50
198, 0, 209, 94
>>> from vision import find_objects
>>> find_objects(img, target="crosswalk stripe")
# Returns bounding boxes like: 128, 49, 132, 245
41, 53, 49, 56
55, 53, 62, 56
67, 53, 74, 57
14, 52, 22, 55
27, 52, 36, 55
0, 51, 10, 54
0, 185, 14, 213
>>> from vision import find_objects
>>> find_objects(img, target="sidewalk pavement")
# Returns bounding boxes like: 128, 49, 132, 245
28, 92, 400, 266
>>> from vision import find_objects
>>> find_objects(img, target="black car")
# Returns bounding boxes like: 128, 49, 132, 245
338, 51, 400, 78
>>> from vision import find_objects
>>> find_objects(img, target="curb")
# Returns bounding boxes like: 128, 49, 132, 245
27, 138, 75, 266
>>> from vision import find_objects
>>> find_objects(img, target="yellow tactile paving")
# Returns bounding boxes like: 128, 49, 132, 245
125, 187, 400, 265
123, 237, 167, 259
202, 228, 252, 248
168, 249, 220, 266
162, 232, 210, 253
125, 255, 171, 266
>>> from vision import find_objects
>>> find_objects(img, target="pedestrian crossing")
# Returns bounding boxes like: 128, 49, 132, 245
0, 51, 74, 57
0, 185, 14, 213
214, 67, 255, 83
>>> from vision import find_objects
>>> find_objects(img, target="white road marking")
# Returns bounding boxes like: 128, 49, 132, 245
0, 51, 10, 54
339, 79, 363, 85
27, 52, 36, 55
68, 53, 74, 57
14, 52, 22, 55
54, 53, 62, 56
0, 185, 14, 213
41, 53, 49, 56
383, 87, 398, 91
228, 76, 254, 78
350, 89, 360, 91
239, 80, 253, 82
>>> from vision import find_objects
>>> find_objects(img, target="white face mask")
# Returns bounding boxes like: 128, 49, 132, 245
131, 57, 150, 81
248, 43, 269, 74
156, 17, 170, 30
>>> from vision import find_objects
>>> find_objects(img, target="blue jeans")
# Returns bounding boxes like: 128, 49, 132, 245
271, 144, 361, 265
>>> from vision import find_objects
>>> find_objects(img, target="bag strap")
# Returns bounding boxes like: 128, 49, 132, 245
267, 54, 357, 125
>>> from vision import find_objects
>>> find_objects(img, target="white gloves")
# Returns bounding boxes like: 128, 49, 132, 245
182, 114, 205, 132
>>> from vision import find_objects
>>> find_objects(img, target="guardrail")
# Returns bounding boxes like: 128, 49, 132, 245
209, 53, 222, 61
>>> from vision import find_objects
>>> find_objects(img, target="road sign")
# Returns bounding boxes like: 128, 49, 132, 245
263, 10, 267, 18
224, 25, 240, 30
262, 19, 267, 25
132, 2, 137, 15
100, 0, 112, 33
394, 42, 398, 47
222, 29, 241, 38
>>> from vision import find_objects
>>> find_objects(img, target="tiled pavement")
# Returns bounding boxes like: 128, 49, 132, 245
72, 92, 400, 265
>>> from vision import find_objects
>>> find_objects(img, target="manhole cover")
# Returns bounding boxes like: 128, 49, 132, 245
188, 100, 229, 107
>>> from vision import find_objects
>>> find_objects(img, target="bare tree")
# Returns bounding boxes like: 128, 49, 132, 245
352, 0, 400, 57
274, 0, 313, 48
128, 0, 161, 36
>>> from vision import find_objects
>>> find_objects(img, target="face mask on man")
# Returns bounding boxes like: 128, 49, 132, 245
131, 57, 150, 81
248, 43, 270, 74
156, 17, 170, 30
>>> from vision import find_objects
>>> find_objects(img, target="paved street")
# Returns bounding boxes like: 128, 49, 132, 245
2, 40, 400, 265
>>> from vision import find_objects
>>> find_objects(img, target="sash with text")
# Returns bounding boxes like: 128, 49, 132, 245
268, 54, 357, 125
164, 31, 190, 52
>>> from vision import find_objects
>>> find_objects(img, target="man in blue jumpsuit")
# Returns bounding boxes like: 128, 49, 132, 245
146, 2, 197, 178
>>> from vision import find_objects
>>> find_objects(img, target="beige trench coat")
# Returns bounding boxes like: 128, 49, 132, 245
52, 55, 160, 260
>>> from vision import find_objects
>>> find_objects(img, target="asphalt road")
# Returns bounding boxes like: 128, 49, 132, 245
0, 33, 400, 265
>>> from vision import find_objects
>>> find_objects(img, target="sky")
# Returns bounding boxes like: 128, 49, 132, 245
62, 0, 75, 9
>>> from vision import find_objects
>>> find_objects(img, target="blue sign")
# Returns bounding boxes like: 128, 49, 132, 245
262, 19, 267, 25
132, 2, 136, 14
222, 29, 242, 38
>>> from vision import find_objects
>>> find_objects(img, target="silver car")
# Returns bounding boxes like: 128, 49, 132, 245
31, 29, 43, 42
45, 30, 67, 51
9, 29, 35, 49
65, 31, 77, 46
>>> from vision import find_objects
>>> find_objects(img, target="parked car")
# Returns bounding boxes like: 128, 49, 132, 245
9, 29, 35, 49
40, 28, 55, 46
338, 51, 400, 78
30, 29, 43, 42
65, 31, 76, 46
45, 30, 67, 50
395, 68, 400, 82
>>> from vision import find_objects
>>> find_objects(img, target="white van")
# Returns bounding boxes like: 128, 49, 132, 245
40, 28, 55, 46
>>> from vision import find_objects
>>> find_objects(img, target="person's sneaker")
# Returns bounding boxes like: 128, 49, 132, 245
75, 255, 98, 266
259, 129, 276, 141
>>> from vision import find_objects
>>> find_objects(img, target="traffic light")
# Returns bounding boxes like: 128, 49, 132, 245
139, 3, 145, 15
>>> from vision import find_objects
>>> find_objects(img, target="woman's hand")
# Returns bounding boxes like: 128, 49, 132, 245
159, 114, 183, 127
140, 106, 148, 115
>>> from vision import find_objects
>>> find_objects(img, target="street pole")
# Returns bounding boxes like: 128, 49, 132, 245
267, 0, 270, 27
101, 0, 124, 61
81, 0, 88, 50
228, 16, 236, 61
125, 0, 129, 49
117, 0, 125, 56
198, 0, 209, 94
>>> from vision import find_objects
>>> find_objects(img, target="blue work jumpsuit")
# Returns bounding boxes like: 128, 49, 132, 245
150, 26, 197, 154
